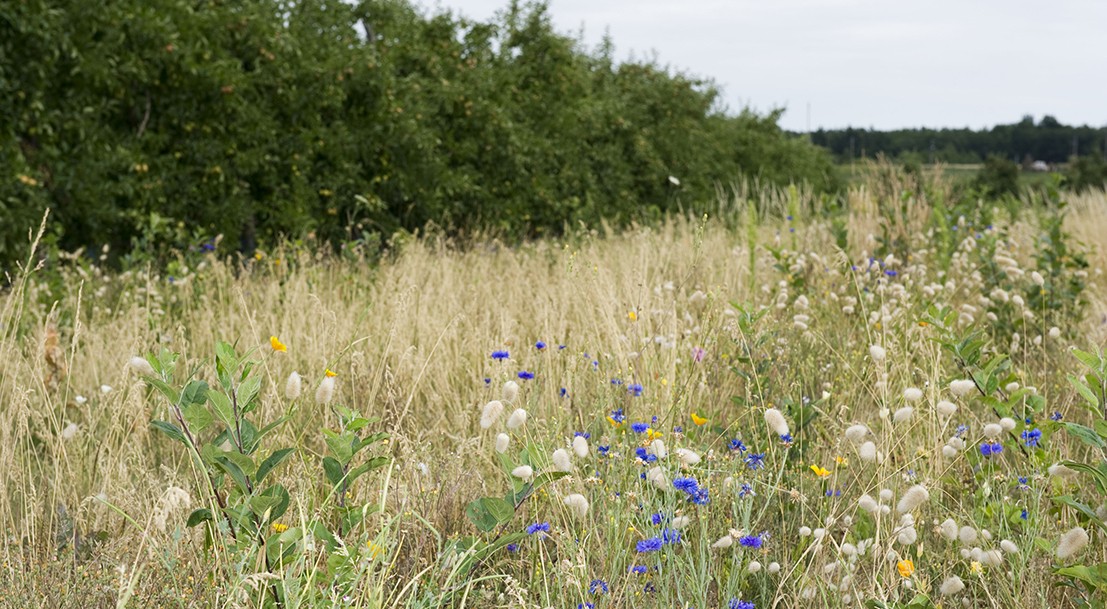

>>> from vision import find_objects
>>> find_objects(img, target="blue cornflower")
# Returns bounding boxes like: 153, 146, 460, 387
1021, 428, 1042, 448
689, 487, 710, 505
611, 378, 623, 386
628, 383, 644, 397
629, 565, 648, 574
559, 344, 566, 350
885, 269, 898, 277
483, 377, 491, 385
729, 439, 747, 452
673, 426, 683, 434
745, 453, 766, 470
661, 528, 681, 544
200, 240, 215, 252
1050, 411, 1063, 421
729, 600, 755, 609
738, 534, 763, 549
517, 370, 534, 380
577, 604, 595, 609
535, 341, 546, 350
955, 424, 969, 437
597, 445, 610, 456
643, 582, 656, 593
574, 431, 590, 439
560, 387, 569, 398
610, 409, 625, 423
592, 360, 599, 370
780, 433, 793, 444
651, 512, 664, 526
506, 543, 518, 552
491, 350, 510, 360
739, 483, 754, 498
979, 441, 1003, 457
635, 447, 657, 463
631, 422, 649, 434
588, 579, 608, 595
525, 522, 550, 535
1020, 508, 1029, 520
673, 477, 699, 494
1018, 476, 1030, 490
636, 537, 663, 553
825, 488, 842, 497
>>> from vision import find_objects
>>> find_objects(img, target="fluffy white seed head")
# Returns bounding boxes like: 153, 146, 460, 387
903, 387, 923, 402
671, 515, 691, 529
713, 535, 734, 549
572, 435, 589, 458
675, 448, 701, 466
958, 526, 977, 545
315, 376, 336, 405
480, 400, 505, 429
981, 549, 1003, 567
511, 465, 534, 481
552, 448, 573, 472
563, 493, 589, 518
647, 466, 668, 489
858, 494, 879, 513
942, 445, 958, 459
893, 406, 914, 423
799, 526, 812, 537
284, 371, 302, 400
495, 433, 510, 453
1031, 271, 1045, 286
879, 488, 894, 503
940, 576, 965, 596
506, 408, 528, 430
502, 380, 519, 402
748, 560, 762, 573
999, 417, 1016, 431
950, 379, 976, 397
949, 437, 966, 450
983, 423, 1002, 438
897, 526, 918, 545
61, 423, 79, 440
1057, 526, 1089, 560
1049, 326, 1061, 339
768, 561, 781, 574
859, 441, 878, 462
764, 408, 790, 437
1000, 540, 1019, 554
128, 356, 156, 376
940, 519, 959, 541
649, 439, 667, 459
1049, 463, 1079, 478
936, 400, 957, 416
844, 424, 869, 444
869, 345, 887, 362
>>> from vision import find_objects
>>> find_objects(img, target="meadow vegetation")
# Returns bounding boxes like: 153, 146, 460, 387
2, 167, 1107, 608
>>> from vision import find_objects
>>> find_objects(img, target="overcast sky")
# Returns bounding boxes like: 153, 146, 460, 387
417, 0, 1107, 131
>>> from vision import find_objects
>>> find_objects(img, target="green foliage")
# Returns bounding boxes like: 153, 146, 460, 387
0, 0, 838, 271
971, 155, 1020, 198
1065, 151, 1107, 193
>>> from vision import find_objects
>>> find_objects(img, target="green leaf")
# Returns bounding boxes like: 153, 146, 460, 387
1072, 349, 1104, 373
186, 508, 213, 527
323, 429, 355, 464
257, 448, 296, 483
481, 497, 514, 524
322, 456, 345, 487
465, 498, 500, 532
207, 391, 236, 431
354, 432, 389, 454
254, 415, 289, 447
1061, 460, 1107, 496
1067, 375, 1101, 414
150, 420, 188, 445
181, 380, 208, 406
1052, 495, 1103, 523
235, 375, 262, 412
181, 403, 212, 433
1055, 563, 1107, 590
250, 485, 290, 522
1062, 423, 1106, 450
146, 378, 180, 407
345, 456, 390, 487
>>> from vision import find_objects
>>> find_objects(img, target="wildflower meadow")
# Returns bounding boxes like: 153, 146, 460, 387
2, 172, 1107, 608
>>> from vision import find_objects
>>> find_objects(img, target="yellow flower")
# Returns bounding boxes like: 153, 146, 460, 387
896, 559, 914, 578
628, 311, 638, 322
366, 540, 384, 559
646, 428, 663, 441
809, 464, 831, 478
271, 523, 289, 533
690, 412, 708, 426
835, 455, 849, 466
325, 368, 338, 378
607, 416, 621, 427
969, 561, 983, 575
269, 336, 287, 353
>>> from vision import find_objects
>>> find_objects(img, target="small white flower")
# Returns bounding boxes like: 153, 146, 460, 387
903, 387, 923, 402
100, 384, 113, 394
502, 380, 520, 402
950, 379, 976, 397
869, 345, 887, 362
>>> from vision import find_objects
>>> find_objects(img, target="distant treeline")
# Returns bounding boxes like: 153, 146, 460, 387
1, 0, 837, 269
809, 116, 1107, 165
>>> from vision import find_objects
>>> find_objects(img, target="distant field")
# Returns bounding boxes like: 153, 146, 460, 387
836, 162, 1062, 189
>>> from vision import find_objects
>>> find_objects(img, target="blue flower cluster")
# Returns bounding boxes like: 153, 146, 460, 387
627, 383, 643, 397
729, 600, 754, 609
526, 522, 550, 535
672, 477, 709, 504
745, 453, 766, 470
979, 441, 1003, 457
491, 350, 510, 360
635, 447, 657, 463
738, 533, 763, 549
517, 370, 535, 380
1021, 428, 1042, 448
631, 422, 649, 434
610, 409, 625, 423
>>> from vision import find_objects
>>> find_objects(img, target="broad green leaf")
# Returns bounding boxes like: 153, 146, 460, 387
481, 497, 514, 524
323, 430, 355, 464
322, 456, 345, 487
235, 376, 262, 412
465, 498, 500, 532
257, 448, 296, 483
181, 380, 209, 406
150, 420, 188, 445
146, 377, 180, 406
345, 456, 390, 487
186, 508, 212, 528
207, 391, 236, 431
1067, 375, 1101, 414
1061, 460, 1107, 495
254, 415, 289, 447
182, 403, 212, 433
1062, 423, 1106, 450
354, 432, 389, 454
1072, 349, 1104, 373
1055, 563, 1107, 590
